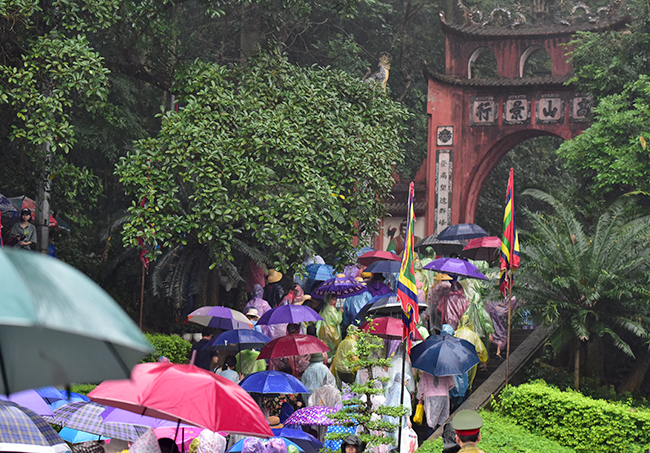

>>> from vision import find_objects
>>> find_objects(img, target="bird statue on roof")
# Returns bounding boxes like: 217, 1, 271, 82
362, 53, 391, 92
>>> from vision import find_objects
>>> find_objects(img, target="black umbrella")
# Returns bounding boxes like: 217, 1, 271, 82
414, 235, 464, 256
436, 223, 489, 241
364, 260, 401, 274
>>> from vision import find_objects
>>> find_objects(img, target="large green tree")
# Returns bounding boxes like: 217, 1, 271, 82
116, 54, 409, 308
518, 189, 650, 390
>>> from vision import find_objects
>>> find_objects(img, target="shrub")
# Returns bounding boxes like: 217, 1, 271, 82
142, 333, 191, 364
69, 384, 97, 395
417, 410, 576, 453
495, 381, 650, 453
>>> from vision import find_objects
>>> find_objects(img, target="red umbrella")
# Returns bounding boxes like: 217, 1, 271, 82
360, 317, 423, 340
461, 236, 502, 262
357, 250, 401, 266
87, 362, 273, 437
257, 334, 329, 360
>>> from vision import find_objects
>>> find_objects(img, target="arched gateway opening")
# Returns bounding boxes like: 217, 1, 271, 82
419, 7, 629, 237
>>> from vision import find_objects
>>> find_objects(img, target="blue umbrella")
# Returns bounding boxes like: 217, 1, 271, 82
227, 437, 303, 452
0, 400, 69, 453
272, 428, 323, 453
422, 257, 487, 280
363, 260, 401, 274
355, 246, 375, 257
436, 223, 488, 241
207, 329, 271, 350
410, 334, 479, 376
35, 387, 67, 405
239, 370, 310, 394
305, 264, 336, 281
58, 427, 107, 443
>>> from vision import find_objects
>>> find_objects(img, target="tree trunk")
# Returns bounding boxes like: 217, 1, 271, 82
585, 336, 605, 380
240, 2, 261, 62
617, 348, 650, 394
574, 338, 581, 390
36, 141, 51, 254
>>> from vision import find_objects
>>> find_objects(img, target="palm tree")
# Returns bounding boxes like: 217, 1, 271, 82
518, 190, 650, 390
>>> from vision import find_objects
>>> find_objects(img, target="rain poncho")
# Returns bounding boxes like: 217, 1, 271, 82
197, 431, 226, 453
267, 438, 288, 453
241, 438, 266, 453
236, 350, 267, 376
436, 281, 469, 331
486, 296, 518, 351
308, 384, 341, 407
367, 280, 392, 297
416, 372, 454, 429
280, 286, 305, 306
301, 361, 336, 393
330, 328, 359, 384
460, 261, 495, 338
355, 366, 389, 392
316, 298, 342, 355
216, 368, 240, 384
387, 344, 415, 394
342, 290, 372, 330
384, 372, 412, 433
245, 284, 272, 317
426, 281, 451, 334
455, 315, 488, 389
442, 324, 469, 400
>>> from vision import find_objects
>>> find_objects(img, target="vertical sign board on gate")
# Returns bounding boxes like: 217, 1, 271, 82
435, 149, 452, 235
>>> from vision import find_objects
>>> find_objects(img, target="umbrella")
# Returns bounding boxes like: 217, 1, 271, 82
363, 260, 402, 274
239, 370, 310, 394
88, 362, 273, 437
256, 305, 323, 326
422, 257, 487, 280
357, 250, 401, 266
207, 329, 271, 351
100, 406, 192, 429
49, 392, 90, 410
227, 437, 303, 452
155, 426, 205, 451
35, 387, 67, 405
8, 195, 58, 227
187, 306, 252, 330
436, 223, 489, 241
0, 194, 18, 218
360, 317, 423, 341
0, 248, 152, 395
414, 236, 464, 256
366, 293, 427, 315
461, 236, 502, 262
271, 428, 323, 453
312, 275, 366, 299
0, 389, 54, 416
410, 335, 479, 376
58, 428, 107, 443
354, 246, 375, 257
305, 263, 336, 281
0, 400, 69, 453
283, 406, 342, 426
48, 401, 147, 442
257, 334, 329, 360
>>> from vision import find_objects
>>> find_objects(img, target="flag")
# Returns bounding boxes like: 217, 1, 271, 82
500, 168, 520, 297
138, 196, 149, 271
397, 182, 419, 353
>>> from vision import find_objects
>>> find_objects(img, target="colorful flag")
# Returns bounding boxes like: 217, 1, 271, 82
397, 182, 419, 353
500, 168, 520, 297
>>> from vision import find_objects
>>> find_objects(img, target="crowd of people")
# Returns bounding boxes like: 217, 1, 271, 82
184, 252, 520, 452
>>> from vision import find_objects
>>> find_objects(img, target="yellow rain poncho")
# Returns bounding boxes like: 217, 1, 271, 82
316, 296, 342, 355
455, 315, 488, 389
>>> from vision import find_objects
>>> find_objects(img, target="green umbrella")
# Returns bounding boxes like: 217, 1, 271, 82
0, 248, 152, 394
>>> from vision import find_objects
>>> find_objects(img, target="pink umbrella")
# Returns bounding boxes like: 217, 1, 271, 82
257, 334, 329, 360
357, 250, 401, 266
88, 362, 273, 437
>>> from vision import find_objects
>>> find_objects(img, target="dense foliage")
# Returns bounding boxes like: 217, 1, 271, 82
517, 190, 650, 388
117, 54, 409, 278
496, 381, 650, 453
141, 333, 191, 364
418, 410, 576, 453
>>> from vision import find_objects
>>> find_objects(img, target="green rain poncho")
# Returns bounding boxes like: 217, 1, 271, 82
316, 296, 342, 356
236, 349, 267, 376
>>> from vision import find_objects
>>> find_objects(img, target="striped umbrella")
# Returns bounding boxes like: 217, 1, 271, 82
48, 401, 147, 442
0, 400, 69, 453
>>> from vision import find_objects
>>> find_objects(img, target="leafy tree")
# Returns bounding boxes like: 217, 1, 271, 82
518, 189, 650, 390
116, 54, 409, 308
326, 327, 409, 451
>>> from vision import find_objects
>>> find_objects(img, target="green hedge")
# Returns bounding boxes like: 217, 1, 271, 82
495, 381, 650, 453
417, 410, 575, 453
142, 333, 192, 364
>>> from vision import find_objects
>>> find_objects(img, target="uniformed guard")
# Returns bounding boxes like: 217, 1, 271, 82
452, 410, 486, 452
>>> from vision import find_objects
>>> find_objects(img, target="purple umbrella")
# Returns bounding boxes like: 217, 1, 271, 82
423, 257, 487, 280
312, 275, 366, 299
0, 389, 54, 416
100, 406, 193, 429
282, 406, 345, 426
256, 305, 323, 326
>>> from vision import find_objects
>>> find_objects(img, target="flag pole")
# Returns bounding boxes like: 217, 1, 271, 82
139, 260, 145, 330
397, 338, 407, 452
505, 271, 513, 386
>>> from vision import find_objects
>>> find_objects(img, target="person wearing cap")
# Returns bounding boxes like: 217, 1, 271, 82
301, 352, 335, 393
264, 269, 285, 307
11, 208, 37, 250
452, 410, 486, 452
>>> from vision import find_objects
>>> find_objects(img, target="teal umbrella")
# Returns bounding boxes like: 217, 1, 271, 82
0, 249, 152, 394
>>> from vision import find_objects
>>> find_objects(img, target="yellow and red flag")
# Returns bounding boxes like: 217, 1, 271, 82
500, 168, 520, 297
397, 182, 419, 353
